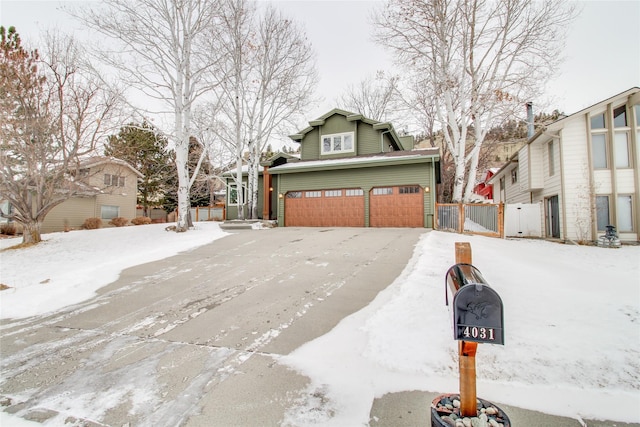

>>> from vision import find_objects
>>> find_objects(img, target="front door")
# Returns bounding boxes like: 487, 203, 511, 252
545, 195, 560, 238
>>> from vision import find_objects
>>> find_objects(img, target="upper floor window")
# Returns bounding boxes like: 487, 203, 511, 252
321, 132, 354, 155
104, 174, 125, 187
635, 105, 640, 126
510, 168, 518, 184
548, 141, 555, 176
591, 134, 607, 169
614, 133, 630, 168
590, 113, 605, 129
613, 105, 627, 128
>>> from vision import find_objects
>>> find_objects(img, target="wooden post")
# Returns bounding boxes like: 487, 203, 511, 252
458, 203, 465, 233
455, 242, 478, 417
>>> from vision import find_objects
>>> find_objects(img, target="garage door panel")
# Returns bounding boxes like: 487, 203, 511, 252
370, 186, 423, 228
285, 189, 364, 227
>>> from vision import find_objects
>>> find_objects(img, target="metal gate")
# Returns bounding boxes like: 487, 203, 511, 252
435, 203, 503, 237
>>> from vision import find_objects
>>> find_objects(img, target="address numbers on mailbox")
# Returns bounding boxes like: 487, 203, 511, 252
446, 261, 505, 346
453, 283, 504, 345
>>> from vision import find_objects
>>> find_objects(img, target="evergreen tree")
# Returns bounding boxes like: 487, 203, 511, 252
104, 121, 174, 217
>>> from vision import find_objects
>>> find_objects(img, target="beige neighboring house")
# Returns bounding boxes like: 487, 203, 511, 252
489, 87, 640, 243
40, 157, 143, 234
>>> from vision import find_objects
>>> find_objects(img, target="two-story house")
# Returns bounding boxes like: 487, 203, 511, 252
224, 109, 440, 228
489, 88, 640, 243
40, 157, 143, 233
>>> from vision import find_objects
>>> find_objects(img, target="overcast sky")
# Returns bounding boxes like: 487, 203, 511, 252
1, 0, 638, 125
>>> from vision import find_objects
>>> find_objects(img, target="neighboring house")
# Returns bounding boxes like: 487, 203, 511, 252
224, 108, 440, 228
41, 157, 143, 233
489, 87, 640, 243
473, 168, 499, 201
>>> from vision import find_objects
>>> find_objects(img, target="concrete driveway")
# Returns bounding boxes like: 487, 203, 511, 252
0, 227, 425, 426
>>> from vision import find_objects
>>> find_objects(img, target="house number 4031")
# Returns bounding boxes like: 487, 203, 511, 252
461, 326, 495, 341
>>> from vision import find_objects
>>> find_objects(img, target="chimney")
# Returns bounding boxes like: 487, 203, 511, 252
526, 102, 534, 139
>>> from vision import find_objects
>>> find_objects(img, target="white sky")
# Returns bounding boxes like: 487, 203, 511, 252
1, 224, 639, 425
0, 0, 638, 123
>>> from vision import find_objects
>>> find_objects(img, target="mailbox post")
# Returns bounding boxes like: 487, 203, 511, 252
445, 243, 504, 418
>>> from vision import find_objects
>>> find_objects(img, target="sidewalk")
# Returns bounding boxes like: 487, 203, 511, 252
369, 391, 640, 427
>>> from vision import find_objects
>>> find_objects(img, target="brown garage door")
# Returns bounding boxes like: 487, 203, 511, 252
285, 189, 365, 227
370, 185, 424, 227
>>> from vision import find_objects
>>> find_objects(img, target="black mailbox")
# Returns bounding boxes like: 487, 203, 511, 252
446, 263, 504, 345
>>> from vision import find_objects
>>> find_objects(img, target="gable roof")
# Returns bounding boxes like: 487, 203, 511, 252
289, 108, 410, 151
79, 156, 144, 178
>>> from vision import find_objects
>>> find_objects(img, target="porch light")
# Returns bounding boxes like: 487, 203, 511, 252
269, 187, 273, 192
278, 193, 284, 199
424, 186, 430, 193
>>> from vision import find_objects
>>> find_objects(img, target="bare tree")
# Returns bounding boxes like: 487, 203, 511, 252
210, 1, 317, 220
244, 5, 317, 219
374, 0, 576, 202
336, 70, 399, 122
0, 27, 120, 243
75, 0, 221, 231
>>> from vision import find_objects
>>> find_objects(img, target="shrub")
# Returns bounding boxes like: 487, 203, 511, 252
0, 223, 17, 235
109, 217, 129, 227
82, 217, 102, 230
131, 216, 152, 225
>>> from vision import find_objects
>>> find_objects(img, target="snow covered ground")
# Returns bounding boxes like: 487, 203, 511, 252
1, 224, 639, 425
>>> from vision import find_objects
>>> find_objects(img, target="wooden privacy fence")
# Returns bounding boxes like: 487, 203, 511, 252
435, 203, 504, 238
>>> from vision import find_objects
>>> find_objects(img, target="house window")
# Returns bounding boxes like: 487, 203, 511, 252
325, 190, 342, 197
399, 186, 420, 194
614, 132, 630, 168
228, 184, 247, 205
373, 187, 393, 195
510, 168, 518, 184
78, 168, 90, 177
321, 132, 355, 155
613, 105, 627, 128
590, 113, 605, 129
596, 195, 610, 231
346, 189, 363, 196
617, 195, 633, 232
635, 105, 640, 126
286, 191, 302, 199
591, 134, 607, 169
548, 141, 555, 176
104, 174, 125, 187
305, 191, 321, 198
101, 205, 119, 220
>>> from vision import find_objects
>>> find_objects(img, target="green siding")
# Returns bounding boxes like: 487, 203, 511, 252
322, 114, 353, 135
357, 122, 381, 155
300, 128, 320, 160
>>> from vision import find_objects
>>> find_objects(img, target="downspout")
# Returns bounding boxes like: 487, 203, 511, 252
559, 131, 568, 241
